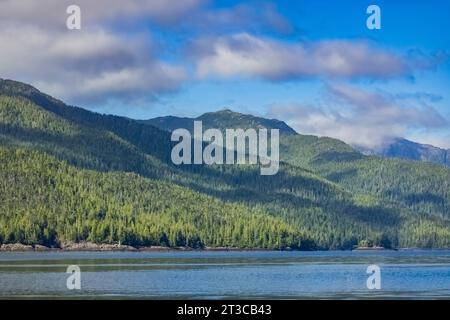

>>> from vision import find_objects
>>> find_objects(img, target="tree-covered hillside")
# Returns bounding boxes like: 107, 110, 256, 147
1, 78, 450, 249
356, 138, 450, 168
143, 109, 297, 135
0, 147, 306, 249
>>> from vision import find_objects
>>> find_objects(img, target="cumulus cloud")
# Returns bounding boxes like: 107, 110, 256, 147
0, 24, 186, 103
0, 1, 193, 104
0, 1, 291, 34
0, 0, 205, 27
187, 3, 294, 35
192, 33, 409, 80
268, 84, 449, 149
0, 1, 295, 106
0, 0, 445, 113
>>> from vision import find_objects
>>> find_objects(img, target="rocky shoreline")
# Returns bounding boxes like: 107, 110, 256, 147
0, 243, 435, 252
352, 246, 387, 251
0, 243, 273, 252
0, 242, 178, 252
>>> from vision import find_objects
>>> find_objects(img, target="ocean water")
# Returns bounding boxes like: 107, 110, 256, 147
0, 250, 449, 299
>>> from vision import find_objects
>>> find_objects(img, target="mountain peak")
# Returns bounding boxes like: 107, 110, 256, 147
0, 78, 65, 112
215, 108, 235, 114
199, 108, 251, 119
196, 109, 298, 135
0, 78, 41, 96
144, 109, 298, 135
355, 138, 450, 167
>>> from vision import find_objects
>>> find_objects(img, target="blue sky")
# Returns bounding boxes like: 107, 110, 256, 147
0, 0, 449, 148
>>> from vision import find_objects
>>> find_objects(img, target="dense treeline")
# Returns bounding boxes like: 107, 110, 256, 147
1, 79, 450, 249
281, 134, 450, 220
0, 147, 307, 249
281, 135, 450, 248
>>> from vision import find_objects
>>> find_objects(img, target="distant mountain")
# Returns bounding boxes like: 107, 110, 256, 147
142, 109, 298, 135
1, 78, 450, 250
147, 111, 450, 168
356, 138, 450, 167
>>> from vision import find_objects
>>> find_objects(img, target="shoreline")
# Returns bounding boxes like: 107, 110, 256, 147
0, 243, 292, 253
0, 243, 443, 253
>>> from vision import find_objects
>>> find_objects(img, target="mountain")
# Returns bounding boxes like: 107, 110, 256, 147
148, 111, 450, 169
142, 109, 298, 135
356, 138, 450, 167
0, 79, 307, 249
1, 78, 450, 249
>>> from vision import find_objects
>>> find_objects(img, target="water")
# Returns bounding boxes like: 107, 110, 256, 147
0, 250, 449, 299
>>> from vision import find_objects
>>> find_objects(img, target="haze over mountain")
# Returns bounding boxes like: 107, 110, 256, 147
356, 138, 450, 168
1, 79, 450, 250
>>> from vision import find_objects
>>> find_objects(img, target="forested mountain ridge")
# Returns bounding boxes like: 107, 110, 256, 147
356, 138, 450, 168
1, 78, 450, 249
142, 109, 298, 135
149, 110, 450, 224
148, 109, 450, 169
0, 147, 307, 249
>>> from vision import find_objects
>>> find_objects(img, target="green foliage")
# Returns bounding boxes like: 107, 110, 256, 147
1, 78, 450, 249
0, 147, 306, 249
143, 109, 298, 135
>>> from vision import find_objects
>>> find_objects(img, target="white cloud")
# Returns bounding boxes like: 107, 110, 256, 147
0, 23, 185, 104
0, 0, 205, 27
268, 84, 449, 149
192, 33, 408, 80
186, 3, 294, 35
0, 0, 203, 104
